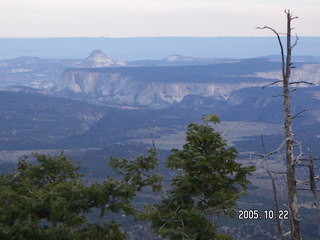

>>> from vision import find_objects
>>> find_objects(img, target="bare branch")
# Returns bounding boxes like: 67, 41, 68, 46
206, 191, 244, 215
291, 110, 306, 120
293, 141, 304, 164
298, 188, 320, 192
267, 170, 284, 240
253, 151, 278, 159
297, 164, 308, 167
260, 134, 267, 154
285, 9, 298, 21
273, 88, 296, 98
273, 94, 285, 98
289, 88, 297, 93
254, 137, 288, 159
262, 80, 283, 89
283, 231, 291, 237
269, 171, 287, 175
291, 34, 299, 49
158, 206, 181, 233
306, 147, 319, 197
299, 158, 320, 161
2, 173, 20, 185
289, 81, 314, 85
257, 26, 285, 78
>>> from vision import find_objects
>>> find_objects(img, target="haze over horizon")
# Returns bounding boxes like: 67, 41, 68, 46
1, 0, 320, 38
0, 37, 319, 60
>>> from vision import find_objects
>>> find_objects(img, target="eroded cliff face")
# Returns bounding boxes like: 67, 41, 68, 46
59, 61, 320, 108
255, 63, 320, 85
60, 69, 271, 107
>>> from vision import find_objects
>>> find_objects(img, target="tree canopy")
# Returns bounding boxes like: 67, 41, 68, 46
144, 115, 254, 239
0, 152, 160, 240
0, 115, 254, 240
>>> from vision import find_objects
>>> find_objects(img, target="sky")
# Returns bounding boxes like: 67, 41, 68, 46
1, 0, 320, 38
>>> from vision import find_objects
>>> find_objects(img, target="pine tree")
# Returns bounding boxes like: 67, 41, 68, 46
0, 153, 139, 240
145, 115, 254, 240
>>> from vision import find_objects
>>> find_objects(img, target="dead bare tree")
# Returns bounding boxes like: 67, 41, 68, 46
255, 135, 290, 240
305, 148, 320, 238
257, 10, 302, 240
267, 170, 285, 240
297, 147, 320, 238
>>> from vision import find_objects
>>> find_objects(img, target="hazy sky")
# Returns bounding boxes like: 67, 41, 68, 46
1, 0, 320, 38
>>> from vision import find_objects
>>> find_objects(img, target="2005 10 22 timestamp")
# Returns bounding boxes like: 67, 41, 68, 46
238, 209, 289, 220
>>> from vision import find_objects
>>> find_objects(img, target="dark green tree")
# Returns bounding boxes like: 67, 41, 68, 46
0, 115, 254, 240
0, 152, 160, 240
143, 115, 255, 240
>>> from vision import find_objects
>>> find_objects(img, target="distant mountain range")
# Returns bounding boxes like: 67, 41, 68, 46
0, 49, 319, 154
0, 37, 319, 60
59, 57, 320, 108
0, 39, 319, 239
0, 86, 319, 153
1, 49, 320, 109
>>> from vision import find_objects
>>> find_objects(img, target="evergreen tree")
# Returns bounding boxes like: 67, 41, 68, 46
0, 152, 159, 240
144, 115, 254, 240
0, 115, 254, 240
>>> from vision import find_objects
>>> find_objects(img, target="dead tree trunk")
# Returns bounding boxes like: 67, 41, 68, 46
306, 148, 320, 238
283, 11, 301, 240
297, 147, 320, 237
267, 170, 284, 240
258, 10, 301, 240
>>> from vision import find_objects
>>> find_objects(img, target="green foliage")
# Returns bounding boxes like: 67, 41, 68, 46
110, 148, 163, 192
0, 153, 131, 240
0, 115, 255, 240
146, 116, 255, 240
201, 114, 220, 124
